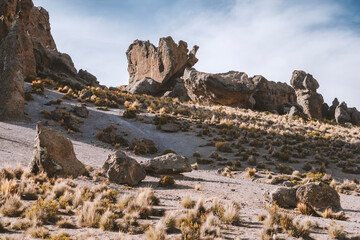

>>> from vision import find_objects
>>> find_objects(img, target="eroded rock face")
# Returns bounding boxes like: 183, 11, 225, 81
296, 182, 341, 215
335, 102, 351, 124
126, 36, 198, 85
142, 153, 192, 174
103, 151, 146, 186
252, 76, 296, 112
30, 122, 86, 178
0, 0, 36, 120
0, 0, 98, 120
183, 68, 256, 107
290, 70, 324, 119
125, 77, 161, 95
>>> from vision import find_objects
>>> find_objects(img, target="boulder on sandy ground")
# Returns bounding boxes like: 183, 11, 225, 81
78, 69, 99, 86
142, 153, 192, 174
30, 122, 86, 178
125, 77, 161, 95
73, 105, 89, 118
160, 123, 180, 133
296, 182, 342, 215
126, 36, 198, 85
335, 102, 351, 124
265, 186, 298, 208
103, 151, 146, 186
290, 70, 324, 119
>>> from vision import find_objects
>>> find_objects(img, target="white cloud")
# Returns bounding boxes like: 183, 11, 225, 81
33, 0, 360, 108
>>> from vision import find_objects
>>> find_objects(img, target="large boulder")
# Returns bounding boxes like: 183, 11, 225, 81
335, 102, 351, 124
183, 68, 257, 107
142, 153, 192, 174
265, 187, 298, 208
102, 151, 146, 186
126, 77, 161, 95
162, 78, 190, 101
126, 36, 198, 85
30, 122, 86, 178
290, 70, 324, 119
296, 182, 341, 215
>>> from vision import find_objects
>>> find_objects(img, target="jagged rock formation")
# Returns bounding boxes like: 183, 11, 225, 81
290, 70, 324, 119
335, 102, 360, 125
30, 122, 87, 178
0, 0, 98, 120
126, 36, 198, 85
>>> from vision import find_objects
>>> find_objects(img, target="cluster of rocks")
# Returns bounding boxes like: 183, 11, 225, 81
0, 0, 98, 121
126, 37, 359, 125
31, 122, 191, 186
266, 182, 342, 215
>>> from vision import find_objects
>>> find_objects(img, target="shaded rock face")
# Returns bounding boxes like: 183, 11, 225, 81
126, 36, 198, 85
125, 77, 161, 95
73, 105, 89, 118
183, 68, 295, 110
252, 76, 296, 112
0, 0, 98, 120
103, 151, 146, 186
183, 68, 256, 107
30, 122, 86, 178
290, 70, 324, 119
142, 153, 192, 174
296, 182, 341, 215
162, 78, 190, 101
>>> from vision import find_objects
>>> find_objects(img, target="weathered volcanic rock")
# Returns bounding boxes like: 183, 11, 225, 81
163, 78, 190, 101
0, 0, 36, 120
335, 102, 351, 124
183, 68, 256, 107
103, 151, 146, 186
142, 153, 192, 174
30, 122, 86, 178
73, 105, 89, 118
0, 0, 98, 120
290, 70, 324, 119
126, 36, 198, 85
296, 182, 342, 215
252, 75, 296, 112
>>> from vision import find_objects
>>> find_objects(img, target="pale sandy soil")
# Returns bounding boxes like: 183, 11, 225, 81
0, 85, 359, 239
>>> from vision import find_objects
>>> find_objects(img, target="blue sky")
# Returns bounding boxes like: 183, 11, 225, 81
33, 0, 360, 108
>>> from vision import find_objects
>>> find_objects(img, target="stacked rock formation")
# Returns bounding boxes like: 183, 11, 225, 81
126, 36, 198, 95
290, 70, 324, 119
0, 0, 98, 121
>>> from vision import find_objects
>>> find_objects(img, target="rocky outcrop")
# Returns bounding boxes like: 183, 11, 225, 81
183, 68, 256, 107
30, 122, 86, 178
103, 151, 146, 186
290, 70, 324, 119
334, 101, 359, 125
142, 153, 192, 174
252, 76, 296, 112
0, 0, 98, 120
0, 0, 36, 120
162, 78, 190, 101
126, 36, 198, 85
183, 68, 295, 110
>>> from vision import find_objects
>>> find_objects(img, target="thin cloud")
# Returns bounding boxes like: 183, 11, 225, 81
33, 0, 360, 108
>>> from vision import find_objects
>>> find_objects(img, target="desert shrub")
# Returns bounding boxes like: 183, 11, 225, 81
278, 164, 293, 174
56, 219, 76, 229
123, 107, 137, 118
27, 227, 50, 239
0, 194, 24, 217
181, 195, 195, 209
77, 201, 101, 228
100, 209, 118, 231
145, 224, 166, 240
26, 198, 59, 224
246, 168, 256, 178
158, 176, 175, 187
215, 141, 232, 153
328, 222, 346, 239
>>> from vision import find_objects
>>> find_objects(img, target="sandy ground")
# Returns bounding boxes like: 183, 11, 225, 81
0, 86, 360, 239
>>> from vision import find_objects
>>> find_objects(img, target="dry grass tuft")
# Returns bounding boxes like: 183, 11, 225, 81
221, 202, 241, 225
77, 201, 101, 228
297, 202, 313, 216
26, 198, 59, 225
0, 194, 24, 217
27, 226, 50, 239
145, 223, 166, 240
100, 209, 118, 231
181, 195, 196, 209
328, 222, 347, 239
246, 168, 256, 178
56, 219, 76, 229
322, 209, 348, 221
